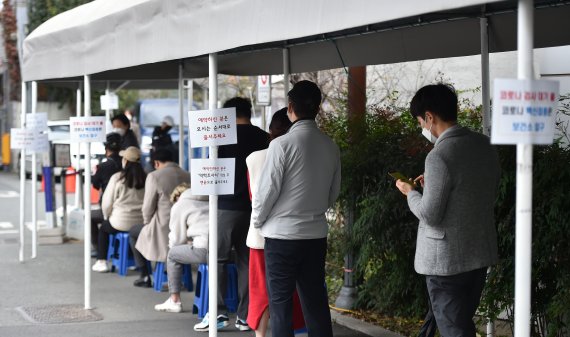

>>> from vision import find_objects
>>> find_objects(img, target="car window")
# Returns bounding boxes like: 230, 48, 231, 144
49, 125, 70, 132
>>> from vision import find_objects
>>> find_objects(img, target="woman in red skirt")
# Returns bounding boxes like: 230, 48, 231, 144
246, 108, 305, 337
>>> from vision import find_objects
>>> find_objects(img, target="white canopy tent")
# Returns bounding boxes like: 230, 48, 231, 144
21, 1, 570, 337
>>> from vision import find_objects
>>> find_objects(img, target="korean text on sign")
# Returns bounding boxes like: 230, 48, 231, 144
191, 158, 235, 196
70, 116, 107, 143
188, 108, 237, 147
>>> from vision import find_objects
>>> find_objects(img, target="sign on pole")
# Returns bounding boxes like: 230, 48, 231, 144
100, 93, 119, 110
31, 133, 49, 153
188, 108, 237, 147
10, 128, 34, 149
70, 117, 106, 143
492, 79, 560, 145
26, 112, 48, 131
191, 158, 235, 196
257, 75, 271, 106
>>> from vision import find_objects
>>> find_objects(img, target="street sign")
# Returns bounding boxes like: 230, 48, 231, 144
188, 108, 237, 147
257, 75, 271, 106
491, 79, 560, 145
191, 158, 235, 196
100, 93, 119, 110
70, 117, 106, 143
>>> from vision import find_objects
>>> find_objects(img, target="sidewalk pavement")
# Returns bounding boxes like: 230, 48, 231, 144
0, 238, 397, 337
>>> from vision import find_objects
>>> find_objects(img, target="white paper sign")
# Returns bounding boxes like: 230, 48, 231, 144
100, 94, 119, 110
30, 132, 49, 153
191, 158, 235, 196
257, 75, 271, 106
10, 128, 34, 149
70, 117, 106, 143
26, 112, 48, 131
188, 108, 237, 147
492, 79, 559, 145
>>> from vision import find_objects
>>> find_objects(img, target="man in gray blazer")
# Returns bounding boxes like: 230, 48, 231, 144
396, 84, 500, 337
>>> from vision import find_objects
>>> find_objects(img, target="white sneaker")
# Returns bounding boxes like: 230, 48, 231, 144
154, 298, 182, 313
193, 313, 229, 332
91, 260, 109, 273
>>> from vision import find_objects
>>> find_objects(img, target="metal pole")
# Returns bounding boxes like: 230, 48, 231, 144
481, 17, 491, 137
19, 81, 26, 262
31, 81, 38, 259
105, 82, 112, 132
208, 53, 218, 337
515, 1, 533, 337
187, 80, 194, 168
75, 86, 82, 208
283, 48, 290, 98
178, 63, 184, 167
202, 86, 208, 159
83, 75, 92, 310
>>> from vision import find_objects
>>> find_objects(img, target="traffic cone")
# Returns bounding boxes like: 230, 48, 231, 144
91, 186, 100, 204
65, 167, 76, 193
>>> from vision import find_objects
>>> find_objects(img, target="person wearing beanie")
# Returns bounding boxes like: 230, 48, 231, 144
150, 115, 175, 164
92, 146, 146, 272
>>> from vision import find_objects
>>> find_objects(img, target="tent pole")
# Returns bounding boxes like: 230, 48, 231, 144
515, 1, 533, 337
481, 17, 491, 137
84, 74, 92, 310
283, 48, 290, 98
178, 63, 184, 167
19, 81, 27, 262
105, 82, 111, 133
187, 79, 194, 168
75, 85, 82, 209
31, 81, 38, 259
208, 53, 219, 337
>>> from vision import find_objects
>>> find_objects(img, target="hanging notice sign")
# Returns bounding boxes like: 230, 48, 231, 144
188, 108, 237, 147
26, 112, 48, 131
70, 117, 106, 143
257, 75, 271, 106
30, 132, 49, 153
10, 128, 34, 149
100, 94, 119, 110
191, 158, 235, 196
492, 79, 559, 145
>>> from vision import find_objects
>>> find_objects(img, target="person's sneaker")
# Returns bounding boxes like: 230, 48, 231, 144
235, 317, 251, 331
193, 313, 230, 332
91, 260, 109, 273
154, 298, 182, 313
133, 275, 152, 288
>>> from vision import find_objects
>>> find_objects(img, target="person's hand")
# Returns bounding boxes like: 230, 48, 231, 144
414, 174, 425, 188
395, 179, 414, 196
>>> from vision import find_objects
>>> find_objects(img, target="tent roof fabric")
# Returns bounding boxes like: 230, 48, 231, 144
23, 0, 570, 82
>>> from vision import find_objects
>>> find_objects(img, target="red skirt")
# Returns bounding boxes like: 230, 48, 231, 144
247, 248, 306, 330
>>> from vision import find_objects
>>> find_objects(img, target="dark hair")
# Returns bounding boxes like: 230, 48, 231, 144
410, 83, 458, 122
111, 114, 131, 128
120, 161, 146, 189
223, 97, 252, 119
269, 108, 292, 141
104, 132, 121, 152
287, 80, 322, 119
152, 147, 174, 163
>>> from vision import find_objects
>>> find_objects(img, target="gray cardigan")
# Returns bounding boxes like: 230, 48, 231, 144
407, 126, 500, 276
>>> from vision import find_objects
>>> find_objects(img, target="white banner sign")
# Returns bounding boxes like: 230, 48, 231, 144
70, 117, 106, 143
492, 79, 560, 145
188, 108, 237, 147
26, 112, 48, 131
257, 75, 271, 106
191, 158, 235, 196
100, 94, 119, 110
10, 128, 34, 149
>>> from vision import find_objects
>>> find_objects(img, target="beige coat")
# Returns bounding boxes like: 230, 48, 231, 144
101, 172, 144, 232
136, 162, 190, 262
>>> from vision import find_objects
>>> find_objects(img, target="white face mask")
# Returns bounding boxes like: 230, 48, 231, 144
421, 118, 437, 144
122, 159, 127, 169
112, 127, 126, 136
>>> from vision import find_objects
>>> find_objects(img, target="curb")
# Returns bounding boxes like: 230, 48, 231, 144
330, 310, 405, 337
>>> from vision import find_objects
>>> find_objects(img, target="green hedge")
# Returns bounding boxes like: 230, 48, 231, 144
322, 99, 570, 335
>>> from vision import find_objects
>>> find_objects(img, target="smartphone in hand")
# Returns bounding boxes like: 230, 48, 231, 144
389, 171, 417, 187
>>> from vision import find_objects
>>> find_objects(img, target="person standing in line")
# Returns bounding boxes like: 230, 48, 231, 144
129, 148, 190, 287
246, 108, 306, 337
395, 84, 500, 337
252, 80, 341, 337
92, 146, 146, 272
111, 114, 140, 149
193, 97, 269, 332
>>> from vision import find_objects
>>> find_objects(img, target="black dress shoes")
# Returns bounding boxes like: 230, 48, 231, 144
133, 275, 152, 288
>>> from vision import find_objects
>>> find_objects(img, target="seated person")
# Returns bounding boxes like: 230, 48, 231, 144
154, 183, 209, 312
92, 146, 146, 272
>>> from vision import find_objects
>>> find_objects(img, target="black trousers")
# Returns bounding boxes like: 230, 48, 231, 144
96, 220, 121, 260
417, 295, 437, 337
91, 209, 104, 246
265, 238, 332, 337
129, 223, 149, 276
426, 267, 487, 337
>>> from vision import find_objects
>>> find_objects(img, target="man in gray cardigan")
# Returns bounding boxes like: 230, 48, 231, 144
396, 84, 500, 337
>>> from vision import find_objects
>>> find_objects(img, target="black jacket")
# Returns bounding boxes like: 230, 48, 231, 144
121, 129, 140, 149
92, 153, 121, 203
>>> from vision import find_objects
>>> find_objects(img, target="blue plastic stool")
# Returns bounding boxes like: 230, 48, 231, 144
153, 262, 193, 293
106, 232, 135, 276
192, 263, 238, 318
